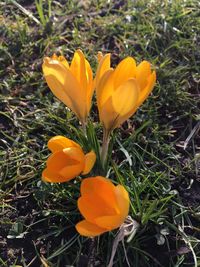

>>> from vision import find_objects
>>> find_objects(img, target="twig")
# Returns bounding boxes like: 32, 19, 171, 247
9, 0, 41, 25
183, 121, 200, 150
108, 216, 139, 267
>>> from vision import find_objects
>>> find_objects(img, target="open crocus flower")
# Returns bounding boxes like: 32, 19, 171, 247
42, 50, 93, 126
96, 52, 156, 131
76, 176, 129, 237
42, 136, 96, 183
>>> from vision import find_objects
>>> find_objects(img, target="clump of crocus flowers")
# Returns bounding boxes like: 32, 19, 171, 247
42, 49, 156, 261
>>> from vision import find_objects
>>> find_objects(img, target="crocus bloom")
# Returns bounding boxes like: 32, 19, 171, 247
42, 136, 96, 183
96, 52, 156, 131
76, 176, 129, 237
42, 50, 93, 126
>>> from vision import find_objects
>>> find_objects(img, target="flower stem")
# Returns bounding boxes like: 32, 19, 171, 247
81, 119, 87, 137
88, 237, 96, 267
101, 128, 110, 168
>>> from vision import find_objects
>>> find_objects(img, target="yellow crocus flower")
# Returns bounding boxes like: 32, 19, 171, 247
42, 136, 96, 183
42, 50, 94, 127
96, 53, 156, 131
76, 176, 129, 237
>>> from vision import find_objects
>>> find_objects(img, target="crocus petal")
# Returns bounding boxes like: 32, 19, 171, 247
80, 177, 119, 214
112, 79, 139, 116
46, 151, 75, 172
70, 49, 87, 93
62, 147, 85, 162
82, 151, 96, 175
105, 79, 139, 130
59, 163, 84, 182
96, 69, 114, 106
42, 58, 73, 109
113, 57, 136, 89
78, 194, 117, 224
44, 147, 84, 183
97, 70, 116, 129
85, 58, 93, 86
95, 215, 123, 230
48, 136, 81, 153
115, 185, 129, 221
137, 71, 156, 106
136, 61, 151, 90
70, 49, 94, 116
94, 186, 129, 230
97, 51, 103, 63
42, 168, 59, 182
81, 176, 115, 196
76, 220, 107, 237
95, 53, 111, 88
42, 167, 77, 183
46, 147, 84, 172
42, 57, 86, 122
58, 55, 69, 68
57, 147, 85, 181
85, 59, 94, 113
97, 72, 140, 131
98, 97, 117, 131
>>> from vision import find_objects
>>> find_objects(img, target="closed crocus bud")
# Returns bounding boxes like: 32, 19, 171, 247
42, 50, 93, 126
76, 176, 129, 237
96, 53, 156, 132
42, 136, 96, 183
